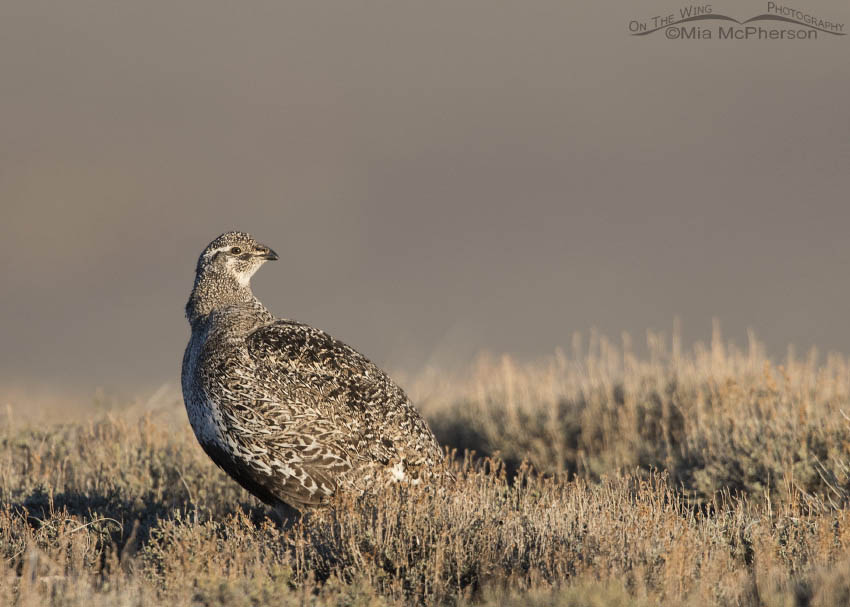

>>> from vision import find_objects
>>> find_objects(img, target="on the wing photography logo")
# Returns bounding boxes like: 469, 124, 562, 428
629, 2, 845, 40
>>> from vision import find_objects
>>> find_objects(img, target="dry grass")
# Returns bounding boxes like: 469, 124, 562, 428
3, 328, 850, 606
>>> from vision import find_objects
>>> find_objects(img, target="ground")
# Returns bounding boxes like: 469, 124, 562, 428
3, 330, 850, 606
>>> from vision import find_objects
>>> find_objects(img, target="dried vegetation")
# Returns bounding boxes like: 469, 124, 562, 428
3, 329, 850, 606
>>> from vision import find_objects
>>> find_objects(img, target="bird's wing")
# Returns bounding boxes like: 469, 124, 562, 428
197, 329, 362, 507
201, 319, 441, 508
244, 320, 442, 466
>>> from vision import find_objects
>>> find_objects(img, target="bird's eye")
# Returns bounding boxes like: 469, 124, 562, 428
230, 247, 242, 255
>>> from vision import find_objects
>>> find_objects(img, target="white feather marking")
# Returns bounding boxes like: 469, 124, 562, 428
389, 461, 407, 482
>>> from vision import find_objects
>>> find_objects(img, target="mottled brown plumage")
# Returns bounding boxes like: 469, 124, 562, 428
181, 231, 445, 511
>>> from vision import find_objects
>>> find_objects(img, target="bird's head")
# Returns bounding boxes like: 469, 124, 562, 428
195, 230, 279, 286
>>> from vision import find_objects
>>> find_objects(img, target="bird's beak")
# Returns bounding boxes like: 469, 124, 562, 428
256, 246, 279, 261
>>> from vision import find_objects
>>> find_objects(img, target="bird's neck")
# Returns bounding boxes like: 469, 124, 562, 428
186, 273, 260, 329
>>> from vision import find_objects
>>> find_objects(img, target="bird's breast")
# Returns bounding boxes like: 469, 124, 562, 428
185, 392, 226, 445
182, 331, 225, 445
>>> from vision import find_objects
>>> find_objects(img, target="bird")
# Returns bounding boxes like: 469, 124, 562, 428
181, 230, 446, 512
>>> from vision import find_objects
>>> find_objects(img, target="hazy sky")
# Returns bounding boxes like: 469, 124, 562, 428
1, 1, 849, 400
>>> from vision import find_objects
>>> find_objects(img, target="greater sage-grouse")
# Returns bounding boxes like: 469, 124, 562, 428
182, 231, 445, 511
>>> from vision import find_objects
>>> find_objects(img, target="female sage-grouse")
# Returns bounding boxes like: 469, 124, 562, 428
181, 231, 445, 511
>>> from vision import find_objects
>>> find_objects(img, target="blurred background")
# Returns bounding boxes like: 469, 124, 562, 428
1, 0, 848, 405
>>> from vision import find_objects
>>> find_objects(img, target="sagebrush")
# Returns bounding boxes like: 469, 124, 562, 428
3, 329, 850, 606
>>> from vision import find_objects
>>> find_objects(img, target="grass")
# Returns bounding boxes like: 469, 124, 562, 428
3, 327, 850, 606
